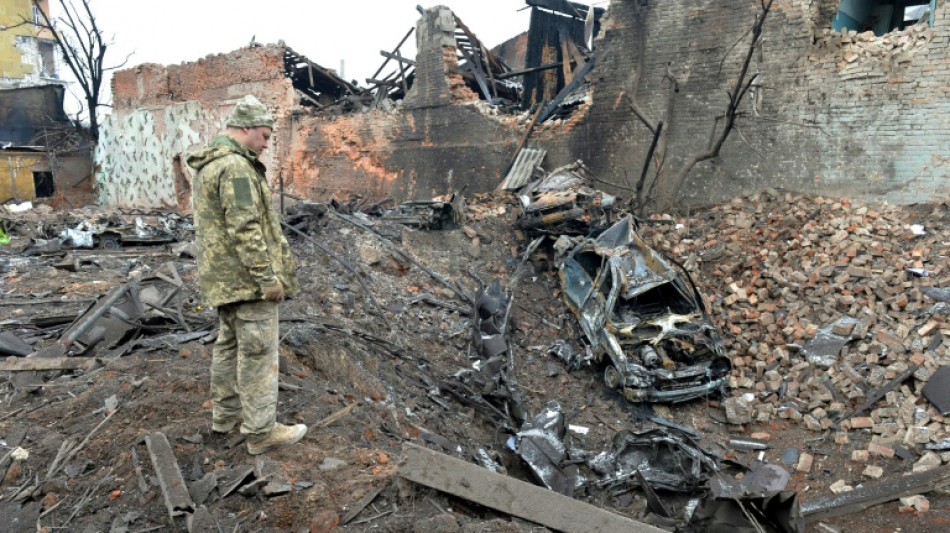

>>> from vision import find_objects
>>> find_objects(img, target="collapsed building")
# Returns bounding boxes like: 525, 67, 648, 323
6, 3, 950, 531
0, 84, 94, 207
96, 0, 950, 211
1, 0, 94, 207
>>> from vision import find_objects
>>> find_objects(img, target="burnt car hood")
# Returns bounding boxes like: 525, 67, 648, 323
556, 215, 730, 403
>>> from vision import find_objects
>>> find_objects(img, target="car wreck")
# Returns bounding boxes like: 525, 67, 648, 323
515, 162, 616, 237
555, 215, 730, 403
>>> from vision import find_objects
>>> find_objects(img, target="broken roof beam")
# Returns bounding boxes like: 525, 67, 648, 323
367, 78, 399, 87
368, 65, 414, 101
453, 15, 508, 76
802, 466, 950, 522
282, 45, 362, 97
380, 51, 416, 66
399, 442, 667, 533
537, 57, 595, 123
369, 27, 415, 82
527, 0, 604, 20
456, 42, 495, 105
497, 62, 561, 80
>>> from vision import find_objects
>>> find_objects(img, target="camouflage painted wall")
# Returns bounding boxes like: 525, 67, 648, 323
97, 46, 296, 210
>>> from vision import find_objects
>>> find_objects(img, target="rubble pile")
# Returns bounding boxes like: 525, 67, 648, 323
645, 189, 950, 471
811, 22, 936, 69
4, 188, 950, 531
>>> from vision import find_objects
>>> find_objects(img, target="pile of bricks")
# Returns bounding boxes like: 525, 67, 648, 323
643, 189, 950, 468
811, 23, 935, 69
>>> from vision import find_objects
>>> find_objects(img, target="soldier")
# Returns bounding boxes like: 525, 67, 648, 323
187, 95, 306, 455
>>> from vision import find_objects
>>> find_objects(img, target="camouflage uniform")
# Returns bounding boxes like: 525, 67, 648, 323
187, 98, 299, 438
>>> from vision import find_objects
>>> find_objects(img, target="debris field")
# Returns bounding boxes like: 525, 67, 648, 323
2, 187, 950, 532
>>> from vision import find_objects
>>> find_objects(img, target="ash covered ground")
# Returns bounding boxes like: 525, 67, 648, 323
1, 190, 950, 532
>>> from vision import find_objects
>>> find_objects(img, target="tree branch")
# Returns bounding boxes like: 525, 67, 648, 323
653, 0, 773, 211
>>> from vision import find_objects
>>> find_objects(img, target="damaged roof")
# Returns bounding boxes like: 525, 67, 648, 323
0, 85, 72, 148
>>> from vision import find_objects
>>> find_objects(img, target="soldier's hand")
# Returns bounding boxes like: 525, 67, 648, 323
261, 284, 285, 302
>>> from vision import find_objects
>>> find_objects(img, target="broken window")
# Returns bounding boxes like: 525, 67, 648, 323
37, 40, 56, 78
32, 171, 54, 198
833, 0, 936, 35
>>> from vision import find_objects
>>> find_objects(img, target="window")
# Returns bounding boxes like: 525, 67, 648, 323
38, 41, 56, 78
902, 3, 932, 28
833, 0, 936, 36
32, 4, 43, 25
33, 172, 55, 198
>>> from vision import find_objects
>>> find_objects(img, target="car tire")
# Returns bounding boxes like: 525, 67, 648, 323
604, 364, 621, 390
99, 233, 121, 249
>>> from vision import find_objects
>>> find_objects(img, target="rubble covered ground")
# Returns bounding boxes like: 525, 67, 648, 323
2, 189, 950, 532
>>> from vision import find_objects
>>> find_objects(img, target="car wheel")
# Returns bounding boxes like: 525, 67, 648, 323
604, 364, 621, 390
99, 233, 121, 249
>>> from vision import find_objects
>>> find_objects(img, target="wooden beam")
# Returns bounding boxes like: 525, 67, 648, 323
366, 78, 398, 87
379, 51, 416, 66
399, 443, 667, 533
802, 465, 950, 522
561, 38, 573, 85
453, 15, 506, 74
480, 42, 498, 100
371, 27, 414, 81
0, 356, 99, 372
537, 57, 595, 123
456, 43, 494, 105
497, 62, 561, 80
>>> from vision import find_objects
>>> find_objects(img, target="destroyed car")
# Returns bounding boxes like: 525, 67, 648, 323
555, 215, 730, 403
58, 216, 185, 249
375, 193, 463, 230
516, 162, 616, 236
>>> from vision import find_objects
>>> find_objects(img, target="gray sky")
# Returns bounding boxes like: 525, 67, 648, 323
55, 0, 601, 118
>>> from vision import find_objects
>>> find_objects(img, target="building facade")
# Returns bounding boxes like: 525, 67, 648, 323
97, 1, 950, 211
1, 0, 58, 89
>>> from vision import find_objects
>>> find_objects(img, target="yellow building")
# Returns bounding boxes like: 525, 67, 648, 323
1, 0, 57, 87
1, 2, 92, 206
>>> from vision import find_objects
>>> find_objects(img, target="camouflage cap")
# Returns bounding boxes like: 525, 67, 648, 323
226, 95, 275, 129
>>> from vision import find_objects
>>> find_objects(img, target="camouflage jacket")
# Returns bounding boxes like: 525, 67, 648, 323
187, 135, 299, 307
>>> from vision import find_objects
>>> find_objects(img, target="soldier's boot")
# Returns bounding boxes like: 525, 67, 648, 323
212, 414, 243, 434
246, 423, 308, 455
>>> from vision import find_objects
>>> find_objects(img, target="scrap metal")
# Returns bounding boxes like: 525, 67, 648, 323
589, 427, 719, 492
516, 162, 616, 237
514, 401, 580, 496
922, 365, 950, 415
376, 194, 462, 230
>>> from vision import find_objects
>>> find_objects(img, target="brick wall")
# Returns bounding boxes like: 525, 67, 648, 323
101, 2, 950, 210
536, 0, 950, 206
102, 24, 519, 209
287, 6, 519, 202
101, 46, 297, 209
111, 46, 290, 110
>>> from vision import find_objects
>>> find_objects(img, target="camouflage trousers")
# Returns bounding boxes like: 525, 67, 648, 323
210, 300, 279, 437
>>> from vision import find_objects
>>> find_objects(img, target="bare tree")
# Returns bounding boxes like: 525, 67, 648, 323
6, 1, 127, 141
626, 0, 774, 213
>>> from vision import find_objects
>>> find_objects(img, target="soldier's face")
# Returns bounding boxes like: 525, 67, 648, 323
243, 126, 273, 155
